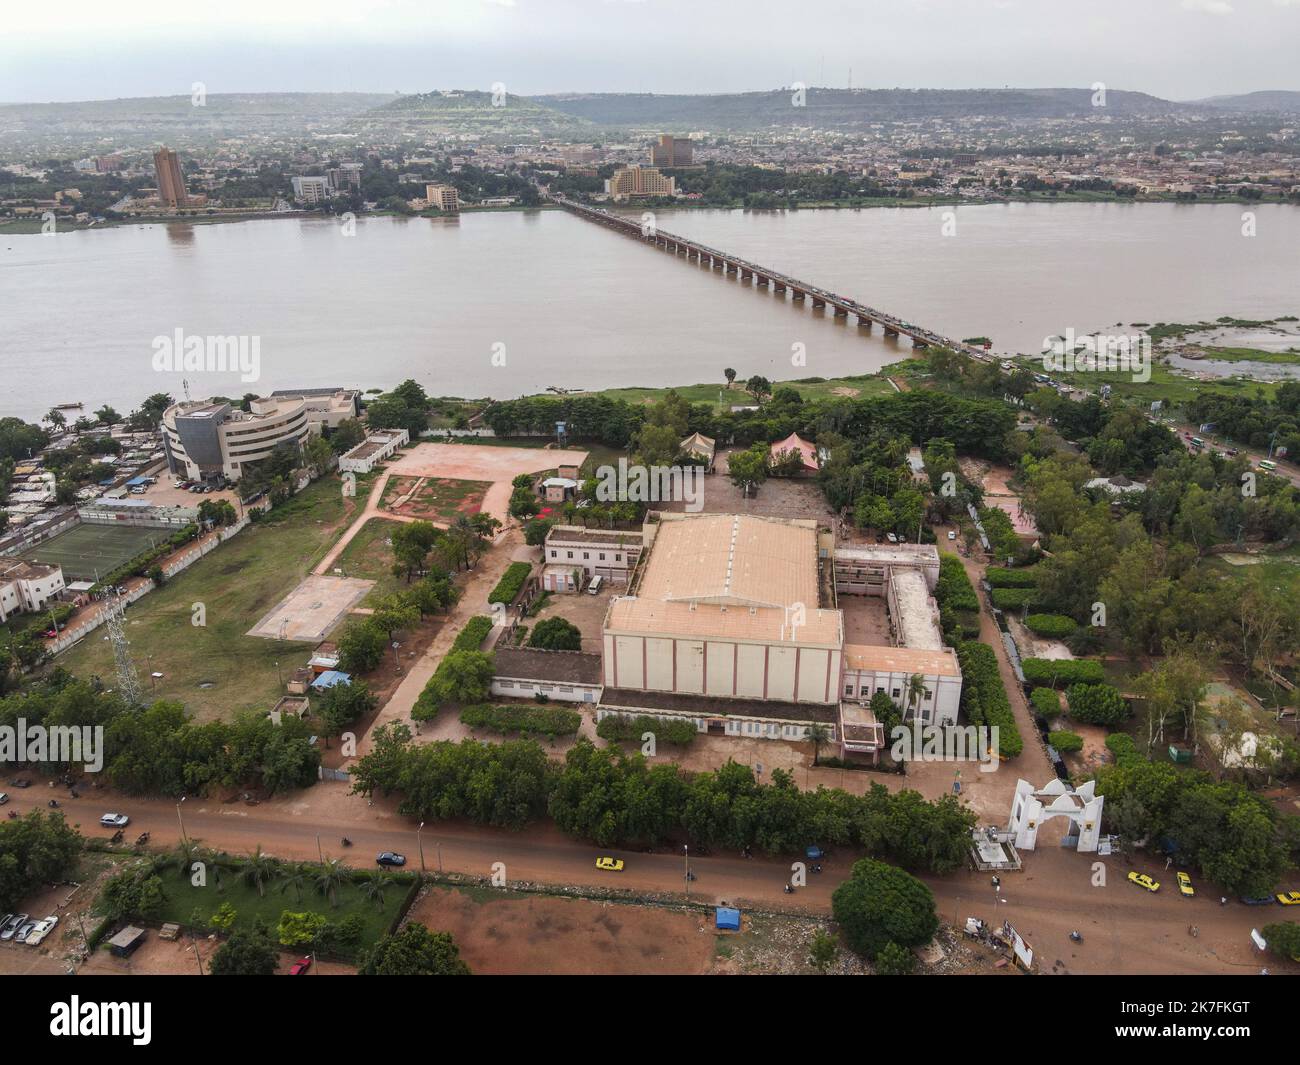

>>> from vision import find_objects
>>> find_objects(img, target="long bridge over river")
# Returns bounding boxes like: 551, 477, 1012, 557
551, 194, 991, 360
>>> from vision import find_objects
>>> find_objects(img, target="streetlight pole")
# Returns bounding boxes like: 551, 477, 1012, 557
683, 844, 690, 899
436, 841, 443, 874
418, 821, 426, 875
316, 834, 323, 865
176, 795, 188, 844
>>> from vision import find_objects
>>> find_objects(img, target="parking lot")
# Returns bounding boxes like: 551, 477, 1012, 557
525, 578, 615, 653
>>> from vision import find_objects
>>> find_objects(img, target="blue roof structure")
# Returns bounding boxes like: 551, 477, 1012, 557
715, 907, 740, 931
311, 670, 352, 690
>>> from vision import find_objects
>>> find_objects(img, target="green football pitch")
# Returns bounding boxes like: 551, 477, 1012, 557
18, 522, 169, 581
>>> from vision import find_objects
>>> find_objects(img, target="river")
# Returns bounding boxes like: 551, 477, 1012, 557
3, 202, 1297, 421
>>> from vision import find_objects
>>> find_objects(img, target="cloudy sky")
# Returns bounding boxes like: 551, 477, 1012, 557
3, 0, 1298, 103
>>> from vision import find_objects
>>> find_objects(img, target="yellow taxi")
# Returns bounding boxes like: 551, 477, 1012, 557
1277, 891, 1300, 906
1128, 871, 1160, 893
595, 856, 624, 872
1177, 872, 1194, 897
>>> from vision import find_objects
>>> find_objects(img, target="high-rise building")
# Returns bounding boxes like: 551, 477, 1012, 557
153, 147, 189, 209
327, 163, 363, 193
291, 176, 331, 204
424, 184, 460, 212
649, 134, 693, 168
605, 165, 676, 201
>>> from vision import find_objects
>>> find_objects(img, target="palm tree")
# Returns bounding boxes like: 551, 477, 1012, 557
170, 839, 204, 878
279, 863, 312, 904
314, 857, 349, 909
241, 845, 279, 898
805, 722, 831, 766
905, 673, 930, 724
359, 874, 390, 910
202, 848, 235, 894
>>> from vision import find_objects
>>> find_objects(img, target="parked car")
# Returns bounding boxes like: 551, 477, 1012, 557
24, 916, 59, 947
1, 914, 29, 941
1240, 895, 1275, 906
13, 918, 38, 944
1276, 891, 1300, 906
1177, 872, 1194, 897
0, 792, 8, 805
587, 575, 604, 595
8, 778, 30, 788
288, 955, 312, 975
947, 530, 957, 541
595, 856, 624, 872
99, 813, 130, 827
375, 852, 406, 868
1128, 871, 1159, 893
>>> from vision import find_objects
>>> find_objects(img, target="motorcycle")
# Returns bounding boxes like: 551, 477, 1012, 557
5, 810, 17, 820
47, 799, 59, 808
783, 884, 795, 894
1069, 930, 1082, 943
341, 837, 353, 847
135, 832, 150, 846
110, 829, 124, 844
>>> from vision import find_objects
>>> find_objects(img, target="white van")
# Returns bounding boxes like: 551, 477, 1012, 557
587, 575, 604, 595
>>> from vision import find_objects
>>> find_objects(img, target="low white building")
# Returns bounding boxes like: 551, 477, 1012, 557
543, 525, 643, 583
490, 647, 603, 704
0, 559, 66, 623
337, 429, 410, 474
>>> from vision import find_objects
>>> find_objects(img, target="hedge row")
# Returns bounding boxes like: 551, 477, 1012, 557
1047, 730, 1083, 753
1029, 687, 1061, 720
595, 713, 699, 747
459, 703, 582, 737
488, 562, 532, 605
1021, 657, 1106, 688
935, 554, 979, 611
453, 615, 494, 653
1105, 732, 1144, 768
956, 642, 1023, 758
1024, 613, 1077, 638
990, 587, 1035, 611
985, 567, 1039, 588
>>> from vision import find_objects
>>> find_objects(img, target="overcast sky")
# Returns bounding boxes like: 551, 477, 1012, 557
3, 0, 1298, 103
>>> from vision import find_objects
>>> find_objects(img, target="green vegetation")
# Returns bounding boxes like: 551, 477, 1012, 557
489, 562, 532, 605
985, 567, 1040, 588
831, 858, 939, 962
459, 703, 582, 738
358, 922, 471, 975
55, 475, 360, 721
596, 713, 699, 747
1047, 730, 1084, 753
453, 615, 495, 652
1029, 687, 1061, 720
1066, 683, 1129, 726
990, 587, 1036, 612
412, 649, 494, 720
1021, 658, 1106, 688
934, 554, 980, 640
527, 616, 581, 651
1262, 922, 1300, 963
353, 729, 975, 872
1024, 613, 1077, 638
956, 642, 1023, 758
0, 810, 82, 911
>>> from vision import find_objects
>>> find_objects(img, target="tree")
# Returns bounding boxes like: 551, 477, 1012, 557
314, 857, 350, 909
94, 405, 120, 426
806, 722, 831, 766
358, 922, 471, 975
808, 930, 839, 973
874, 940, 916, 975
0, 810, 83, 911
830, 858, 938, 960
727, 444, 769, 498
277, 910, 327, 948
724, 368, 737, 389
316, 678, 377, 742
1262, 921, 1300, 963
330, 418, 366, 454
745, 375, 772, 405
337, 618, 388, 673
1066, 684, 1129, 727
424, 650, 494, 710
904, 674, 930, 724
241, 845, 279, 898
208, 922, 278, 975
870, 690, 902, 738
528, 616, 582, 651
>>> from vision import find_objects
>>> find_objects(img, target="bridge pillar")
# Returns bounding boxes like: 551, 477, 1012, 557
791, 289, 805, 301
833, 306, 847, 317
812, 298, 825, 309
741, 269, 752, 280
858, 315, 873, 329
756, 275, 770, 286
725, 262, 737, 274
773, 281, 786, 293
883, 326, 899, 337
911, 338, 928, 348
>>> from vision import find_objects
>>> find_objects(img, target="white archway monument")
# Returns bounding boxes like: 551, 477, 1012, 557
1008, 778, 1104, 853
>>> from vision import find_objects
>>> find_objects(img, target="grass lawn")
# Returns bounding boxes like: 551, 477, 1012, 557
1200, 345, 1300, 365
332, 516, 407, 604
53, 475, 368, 722
578, 370, 898, 410
1015, 354, 1279, 407
149, 860, 414, 949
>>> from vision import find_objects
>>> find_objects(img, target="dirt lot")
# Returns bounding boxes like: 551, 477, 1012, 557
523, 579, 615, 653
246, 573, 375, 642
131, 477, 242, 511
656, 451, 835, 522
382, 476, 492, 522
404, 882, 715, 975
840, 594, 891, 646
